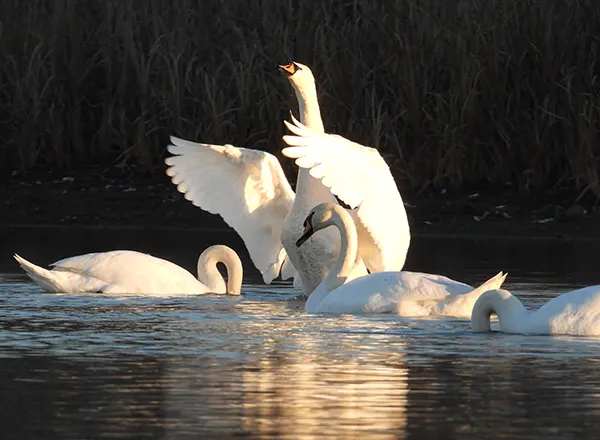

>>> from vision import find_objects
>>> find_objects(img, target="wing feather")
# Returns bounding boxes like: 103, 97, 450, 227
165, 136, 295, 283
282, 116, 411, 273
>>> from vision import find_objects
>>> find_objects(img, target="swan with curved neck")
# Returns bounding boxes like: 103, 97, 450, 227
297, 203, 506, 315
193, 245, 243, 294
471, 287, 600, 336
14, 244, 243, 295
165, 61, 367, 296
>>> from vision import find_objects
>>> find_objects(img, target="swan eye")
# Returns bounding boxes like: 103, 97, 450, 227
292, 62, 302, 71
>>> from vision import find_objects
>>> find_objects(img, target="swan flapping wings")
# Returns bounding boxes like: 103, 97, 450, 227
165, 137, 295, 283
281, 116, 411, 273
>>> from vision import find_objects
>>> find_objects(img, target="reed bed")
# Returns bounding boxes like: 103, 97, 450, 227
1, 0, 599, 194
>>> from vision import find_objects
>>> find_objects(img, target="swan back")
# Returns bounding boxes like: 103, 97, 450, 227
52, 251, 204, 294
536, 285, 600, 336
313, 270, 477, 315
197, 245, 243, 294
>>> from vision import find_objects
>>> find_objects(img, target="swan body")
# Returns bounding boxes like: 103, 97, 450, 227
165, 62, 366, 294
298, 203, 506, 315
14, 245, 243, 295
282, 115, 411, 273
471, 286, 600, 336
315, 270, 506, 315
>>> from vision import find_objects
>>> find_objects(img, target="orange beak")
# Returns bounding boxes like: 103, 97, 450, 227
278, 62, 297, 77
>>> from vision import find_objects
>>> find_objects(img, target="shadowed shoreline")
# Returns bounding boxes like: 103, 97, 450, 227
4, 166, 598, 241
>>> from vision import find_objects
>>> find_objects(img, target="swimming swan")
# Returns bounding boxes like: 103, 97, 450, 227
282, 115, 411, 273
471, 287, 600, 336
297, 203, 506, 316
13, 245, 243, 295
165, 62, 366, 294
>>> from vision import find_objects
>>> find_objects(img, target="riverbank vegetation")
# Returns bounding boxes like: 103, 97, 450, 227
1, 0, 599, 197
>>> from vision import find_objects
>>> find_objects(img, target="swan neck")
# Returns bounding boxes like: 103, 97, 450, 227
471, 290, 526, 332
290, 75, 334, 199
294, 83, 324, 133
197, 246, 243, 294
323, 207, 358, 293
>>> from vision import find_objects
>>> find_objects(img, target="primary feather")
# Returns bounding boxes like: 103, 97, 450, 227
282, 115, 411, 273
166, 138, 294, 283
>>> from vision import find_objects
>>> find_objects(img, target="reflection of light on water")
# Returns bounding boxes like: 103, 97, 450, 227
240, 332, 408, 439
5, 273, 600, 438
159, 299, 409, 437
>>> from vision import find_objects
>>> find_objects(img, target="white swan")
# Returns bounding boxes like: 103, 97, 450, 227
13, 245, 242, 295
471, 286, 600, 336
282, 115, 410, 273
297, 203, 506, 316
165, 61, 366, 295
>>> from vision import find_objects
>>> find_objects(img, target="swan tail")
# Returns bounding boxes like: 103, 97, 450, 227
432, 271, 508, 318
468, 271, 508, 298
483, 271, 508, 291
14, 254, 67, 293
468, 271, 508, 297
14, 254, 108, 293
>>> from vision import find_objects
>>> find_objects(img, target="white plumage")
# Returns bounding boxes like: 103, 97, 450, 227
166, 140, 294, 284
298, 203, 506, 316
472, 286, 600, 336
165, 62, 367, 295
282, 115, 411, 273
13, 245, 243, 295
317, 270, 507, 316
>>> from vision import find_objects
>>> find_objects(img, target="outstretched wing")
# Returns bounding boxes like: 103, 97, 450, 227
165, 136, 295, 283
282, 116, 410, 273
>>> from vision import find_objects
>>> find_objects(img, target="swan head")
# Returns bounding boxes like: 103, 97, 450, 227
278, 61, 316, 91
296, 203, 342, 247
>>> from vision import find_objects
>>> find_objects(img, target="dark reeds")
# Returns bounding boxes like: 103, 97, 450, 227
1, 0, 599, 194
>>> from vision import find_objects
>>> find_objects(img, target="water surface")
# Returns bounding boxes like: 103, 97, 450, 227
1, 227, 599, 439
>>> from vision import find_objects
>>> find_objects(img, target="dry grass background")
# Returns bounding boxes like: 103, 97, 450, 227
1, 0, 599, 195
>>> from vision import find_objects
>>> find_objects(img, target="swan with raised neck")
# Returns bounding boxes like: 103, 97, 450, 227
278, 62, 366, 295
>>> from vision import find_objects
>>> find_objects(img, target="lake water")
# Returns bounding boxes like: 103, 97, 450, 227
1, 226, 599, 439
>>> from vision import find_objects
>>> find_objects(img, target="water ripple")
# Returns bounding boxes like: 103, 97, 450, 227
1, 269, 600, 438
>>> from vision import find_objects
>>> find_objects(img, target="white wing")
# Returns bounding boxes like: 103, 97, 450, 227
165, 136, 295, 283
282, 116, 411, 273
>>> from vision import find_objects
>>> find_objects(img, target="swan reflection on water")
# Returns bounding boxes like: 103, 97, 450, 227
239, 336, 408, 438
